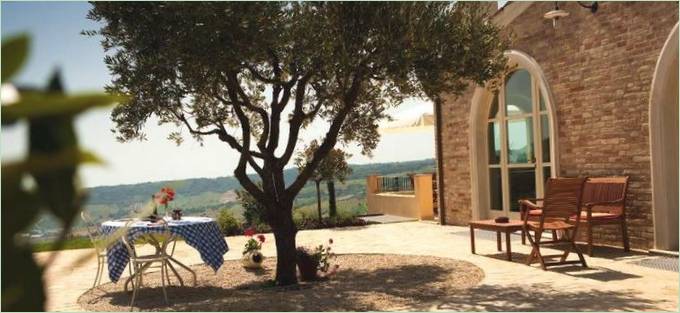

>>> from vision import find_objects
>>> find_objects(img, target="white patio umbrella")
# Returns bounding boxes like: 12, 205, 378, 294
380, 105, 435, 134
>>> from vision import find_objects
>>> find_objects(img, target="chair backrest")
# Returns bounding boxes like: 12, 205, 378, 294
541, 177, 587, 220
81, 211, 104, 251
582, 176, 629, 215
120, 221, 175, 259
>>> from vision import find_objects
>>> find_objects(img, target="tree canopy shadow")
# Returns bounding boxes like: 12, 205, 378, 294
78, 254, 668, 312
435, 282, 667, 311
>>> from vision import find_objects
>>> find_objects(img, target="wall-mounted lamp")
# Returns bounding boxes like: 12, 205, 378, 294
544, 2, 599, 28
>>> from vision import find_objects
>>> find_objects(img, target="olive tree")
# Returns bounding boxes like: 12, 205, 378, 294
295, 139, 352, 221
87, 1, 507, 285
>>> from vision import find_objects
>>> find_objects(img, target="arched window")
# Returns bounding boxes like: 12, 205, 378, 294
486, 68, 553, 216
470, 50, 557, 220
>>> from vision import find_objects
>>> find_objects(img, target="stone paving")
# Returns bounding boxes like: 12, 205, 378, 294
35, 221, 679, 311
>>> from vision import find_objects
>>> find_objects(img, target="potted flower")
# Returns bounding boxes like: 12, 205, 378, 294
242, 227, 266, 269
152, 186, 176, 218
296, 238, 339, 281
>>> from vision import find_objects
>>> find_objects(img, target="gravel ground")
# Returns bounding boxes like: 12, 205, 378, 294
78, 254, 484, 311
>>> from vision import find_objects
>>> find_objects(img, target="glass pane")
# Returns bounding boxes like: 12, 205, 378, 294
488, 92, 499, 119
487, 122, 501, 164
505, 70, 532, 116
541, 114, 551, 162
539, 91, 546, 112
543, 166, 551, 187
507, 117, 534, 164
489, 168, 503, 211
509, 168, 537, 212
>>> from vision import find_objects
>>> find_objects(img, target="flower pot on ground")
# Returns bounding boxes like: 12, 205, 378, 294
296, 239, 338, 281
242, 251, 264, 269
242, 228, 266, 269
296, 247, 319, 281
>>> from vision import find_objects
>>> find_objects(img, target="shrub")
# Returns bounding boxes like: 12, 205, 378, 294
217, 209, 242, 236
236, 187, 268, 226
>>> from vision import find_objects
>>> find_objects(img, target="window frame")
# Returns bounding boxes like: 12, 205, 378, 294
486, 69, 552, 216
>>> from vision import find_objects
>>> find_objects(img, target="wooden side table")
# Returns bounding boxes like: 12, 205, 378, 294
469, 219, 525, 261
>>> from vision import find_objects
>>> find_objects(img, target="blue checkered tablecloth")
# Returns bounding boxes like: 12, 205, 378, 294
101, 216, 229, 283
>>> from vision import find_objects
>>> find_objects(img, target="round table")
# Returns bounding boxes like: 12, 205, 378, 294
101, 216, 229, 284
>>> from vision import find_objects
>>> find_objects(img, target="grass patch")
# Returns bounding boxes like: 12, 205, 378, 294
32, 236, 93, 252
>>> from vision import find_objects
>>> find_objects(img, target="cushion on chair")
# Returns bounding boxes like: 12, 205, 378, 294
528, 209, 542, 216
571, 211, 621, 221
526, 220, 576, 230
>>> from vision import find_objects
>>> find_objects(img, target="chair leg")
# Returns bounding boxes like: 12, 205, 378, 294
587, 222, 594, 257
573, 241, 588, 267
93, 258, 102, 288
98, 256, 106, 286
551, 230, 557, 241
164, 263, 172, 286
129, 264, 142, 309
621, 218, 630, 252
166, 261, 184, 286
160, 261, 169, 305
526, 247, 537, 265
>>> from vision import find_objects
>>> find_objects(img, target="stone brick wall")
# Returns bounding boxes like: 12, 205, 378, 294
438, 2, 678, 250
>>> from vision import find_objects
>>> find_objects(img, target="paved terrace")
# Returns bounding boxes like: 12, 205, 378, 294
36, 221, 678, 311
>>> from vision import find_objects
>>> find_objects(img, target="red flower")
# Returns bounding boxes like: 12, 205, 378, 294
257, 234, 266, 243
244, 227, 256, 237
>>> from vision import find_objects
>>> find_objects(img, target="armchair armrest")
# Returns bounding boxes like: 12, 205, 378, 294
583, 198, 624, 208
518, 199, 543, 210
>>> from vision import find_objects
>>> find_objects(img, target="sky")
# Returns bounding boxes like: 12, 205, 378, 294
1, 2, 436, 188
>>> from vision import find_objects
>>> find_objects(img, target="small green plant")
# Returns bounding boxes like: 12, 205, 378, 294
242, 227, 265, 255
295, 239, 338, 281
217, 209, 242, 236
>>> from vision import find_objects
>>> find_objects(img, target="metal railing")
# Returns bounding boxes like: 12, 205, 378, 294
377, 175, 414, 193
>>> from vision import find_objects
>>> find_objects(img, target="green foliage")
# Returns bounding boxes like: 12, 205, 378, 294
236, 186, 268, 226
32, 237, 93, 253
216, 209, 242, 236
34, 158, 433, 235
295, 140, 353, 183
1, 35, 121, 311
87, 3, 506, 248
1, 34, 28, 82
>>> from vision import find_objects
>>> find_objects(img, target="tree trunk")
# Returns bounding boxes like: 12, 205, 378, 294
271, 206, 298, 285
327, 180, 337, 217
315, 180, 322, 222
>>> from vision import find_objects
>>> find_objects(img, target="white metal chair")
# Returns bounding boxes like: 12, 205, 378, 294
81, 211, 112, 288
121, 223, 176, 308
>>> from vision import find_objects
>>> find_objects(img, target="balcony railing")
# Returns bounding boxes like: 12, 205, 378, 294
377, 175, 414, 193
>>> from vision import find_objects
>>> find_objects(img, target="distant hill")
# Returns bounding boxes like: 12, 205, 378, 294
29, 158, 435, 234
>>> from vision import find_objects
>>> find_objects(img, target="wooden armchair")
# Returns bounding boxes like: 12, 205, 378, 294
522, 177, 588, 270
573, 176, 630, 256
518, 198, 558, 242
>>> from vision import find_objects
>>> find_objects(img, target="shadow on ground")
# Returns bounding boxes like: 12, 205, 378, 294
79, 254, 483, 311
78, 253, 667, 312
436, 282, 663, 311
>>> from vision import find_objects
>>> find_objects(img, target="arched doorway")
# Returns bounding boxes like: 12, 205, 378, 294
650, 23, 679, 251
470, 50, 559, 220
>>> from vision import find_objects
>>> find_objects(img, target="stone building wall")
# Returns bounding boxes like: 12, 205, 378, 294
438, 1, 678, 249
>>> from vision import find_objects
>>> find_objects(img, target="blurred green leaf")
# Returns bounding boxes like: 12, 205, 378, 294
1, 34, 29, 82
2, 93, 125, 124
2, 149, 103, 178
28, 71, 81, 224
1, 245, 45, 311
1, 173, 42, 239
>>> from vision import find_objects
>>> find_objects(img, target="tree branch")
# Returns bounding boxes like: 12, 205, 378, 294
279, 71, 315, 164
285, 70, 363, 197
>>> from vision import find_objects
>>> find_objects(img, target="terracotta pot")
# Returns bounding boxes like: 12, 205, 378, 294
296, 250, 319, 281
241, 251, 264, 268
